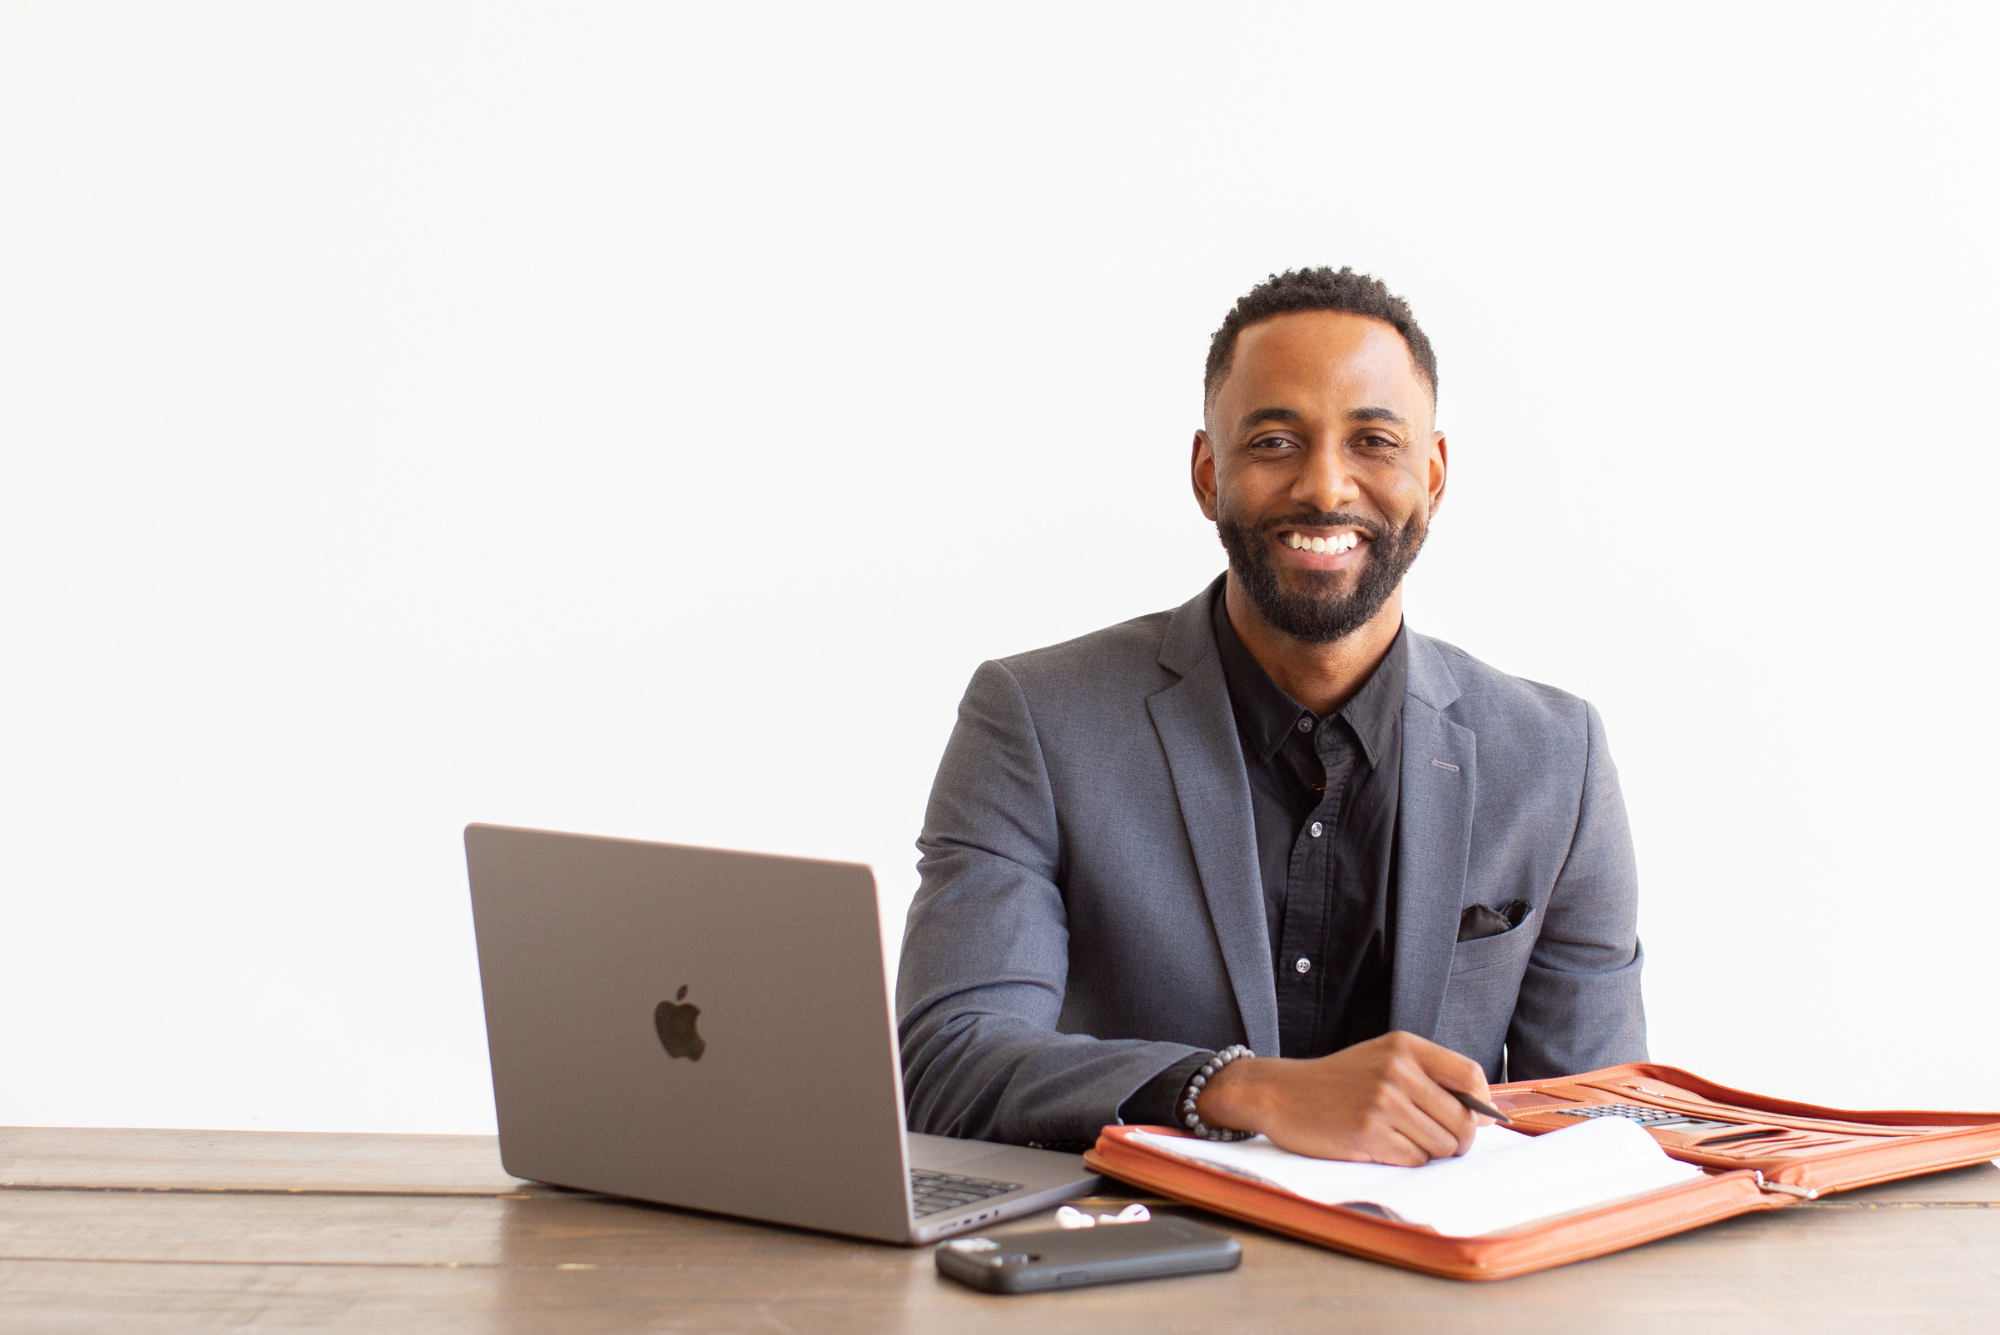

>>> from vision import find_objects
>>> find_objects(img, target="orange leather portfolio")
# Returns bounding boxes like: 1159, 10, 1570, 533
1082, 1063, 2000, 1281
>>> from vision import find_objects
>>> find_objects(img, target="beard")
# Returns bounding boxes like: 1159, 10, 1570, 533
1216, 507, 1428, 644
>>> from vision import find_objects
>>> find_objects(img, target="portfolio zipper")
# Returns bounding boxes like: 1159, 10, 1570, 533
1753, 1171, 1818, 1200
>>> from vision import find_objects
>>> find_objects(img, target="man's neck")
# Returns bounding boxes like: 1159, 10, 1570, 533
1222, 574, 1404, 717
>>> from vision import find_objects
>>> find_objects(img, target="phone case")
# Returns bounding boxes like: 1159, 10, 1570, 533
934, 1216, 1242, 1293
1082, 1063, 2000, 1281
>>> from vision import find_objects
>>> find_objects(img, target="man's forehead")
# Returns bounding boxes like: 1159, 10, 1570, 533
1212, 310, 1431, 426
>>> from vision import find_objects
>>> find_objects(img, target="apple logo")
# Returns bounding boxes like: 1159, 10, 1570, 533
654, 985, 706, 1061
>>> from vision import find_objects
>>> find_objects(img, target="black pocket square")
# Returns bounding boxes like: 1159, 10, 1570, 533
1457, 900, 1529, 942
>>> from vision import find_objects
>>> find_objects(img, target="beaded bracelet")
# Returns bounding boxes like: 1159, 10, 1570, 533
1178, 1044, 1256, 1141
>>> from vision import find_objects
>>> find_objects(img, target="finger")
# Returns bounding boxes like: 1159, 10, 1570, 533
1387, 1057, 1479, 1151
1410, 1037, 1492, 1104
1368, 1125, 1432, 1168
1379, 1083, 1466, 1162
1406, 1048, 1492, 1151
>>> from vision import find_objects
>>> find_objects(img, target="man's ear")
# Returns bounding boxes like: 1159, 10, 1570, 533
1427, 432, 1448, 519
1192, 430, 1220, 521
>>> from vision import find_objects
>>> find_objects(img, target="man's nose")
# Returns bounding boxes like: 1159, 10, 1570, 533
1292, 440, 1361, 514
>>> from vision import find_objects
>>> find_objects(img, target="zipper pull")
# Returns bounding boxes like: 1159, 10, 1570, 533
1753, 1170, 1818, 1200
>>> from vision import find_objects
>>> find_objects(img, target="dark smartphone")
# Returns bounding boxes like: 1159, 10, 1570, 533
934, 1217, 1241, 1294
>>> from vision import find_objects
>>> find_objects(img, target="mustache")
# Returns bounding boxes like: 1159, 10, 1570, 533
1254, 511, 1391, 543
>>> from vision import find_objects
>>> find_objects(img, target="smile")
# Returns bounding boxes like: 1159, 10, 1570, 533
1283, 531, 1360, 554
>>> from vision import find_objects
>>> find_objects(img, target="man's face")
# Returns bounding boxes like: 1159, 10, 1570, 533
1193, 311, 1447, 644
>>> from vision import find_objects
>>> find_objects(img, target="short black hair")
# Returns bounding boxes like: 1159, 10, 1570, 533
1204, 266, 1437, 407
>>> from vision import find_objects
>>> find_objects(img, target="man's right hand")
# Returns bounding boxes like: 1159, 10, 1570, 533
1192, 1031, 1493, 1165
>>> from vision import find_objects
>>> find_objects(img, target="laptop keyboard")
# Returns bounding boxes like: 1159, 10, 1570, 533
909, 1168, 1021, 1218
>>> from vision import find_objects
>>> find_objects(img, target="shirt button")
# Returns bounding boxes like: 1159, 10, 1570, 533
1310, 821, 1323, 838
1297, 717, 1313, 733
1294, 957, 1312, 975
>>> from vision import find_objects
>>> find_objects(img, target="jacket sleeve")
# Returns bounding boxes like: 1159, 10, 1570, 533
895, 659, 1208, 1146
1504, 700, 1649, 1079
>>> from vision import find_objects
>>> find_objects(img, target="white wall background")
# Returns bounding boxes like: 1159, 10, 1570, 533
3, 2, 1995, 1134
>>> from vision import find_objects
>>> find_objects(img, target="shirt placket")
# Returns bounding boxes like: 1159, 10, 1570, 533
1273, 717, 1354, 1058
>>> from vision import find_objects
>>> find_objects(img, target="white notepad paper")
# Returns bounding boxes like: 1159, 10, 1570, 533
1126, 1116, 1704, 1237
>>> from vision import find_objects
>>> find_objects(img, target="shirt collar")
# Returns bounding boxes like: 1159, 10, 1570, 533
1210, 584, 1409, 767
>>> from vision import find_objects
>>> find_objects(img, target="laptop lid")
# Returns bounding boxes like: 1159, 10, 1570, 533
465, 823, 915, 1242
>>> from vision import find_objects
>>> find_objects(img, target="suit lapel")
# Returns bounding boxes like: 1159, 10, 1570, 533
1149, 584, 1280, 1057
1391, 635, 1476, 1040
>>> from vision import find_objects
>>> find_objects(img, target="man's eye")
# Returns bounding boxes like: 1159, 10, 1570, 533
1249, 437, 1297, 451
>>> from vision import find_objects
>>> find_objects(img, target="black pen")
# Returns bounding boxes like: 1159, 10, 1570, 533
1448, 1089, 1514, 1125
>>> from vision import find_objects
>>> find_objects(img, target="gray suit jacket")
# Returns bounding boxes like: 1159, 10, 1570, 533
896, 578, 1645, 1146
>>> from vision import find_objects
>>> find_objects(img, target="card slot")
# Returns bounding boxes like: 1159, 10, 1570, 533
1644, 1123, 1776, 1148
1513, 1082, 1938, 1162
1693, 1127, 1793, 1148
1757, 1137, 1878, 1158
1577, 1081, 1924, 1139
1673, 1133, 1861, 1165
1588, 1083, 1758, 1118
1490, 1088, 1581, 1113
1607, 1078, 1717, 1104
1699, 1134, 1827, 1154
1642, 1123, 1789, 1148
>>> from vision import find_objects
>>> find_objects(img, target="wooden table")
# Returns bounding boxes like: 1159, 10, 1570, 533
3, 1127, 1996, 1332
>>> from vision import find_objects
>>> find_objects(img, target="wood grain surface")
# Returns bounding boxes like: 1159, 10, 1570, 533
0, 1126, 536, 1196
3, 1128, 1995, 1333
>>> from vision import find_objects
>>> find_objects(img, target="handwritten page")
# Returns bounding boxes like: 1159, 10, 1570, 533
1127, 1116, 1704, 1236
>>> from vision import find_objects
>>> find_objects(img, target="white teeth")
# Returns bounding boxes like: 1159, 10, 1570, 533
1287, 531, 1362, 553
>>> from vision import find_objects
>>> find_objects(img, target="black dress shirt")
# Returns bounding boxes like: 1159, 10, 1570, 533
1119, 590, 1407, 1125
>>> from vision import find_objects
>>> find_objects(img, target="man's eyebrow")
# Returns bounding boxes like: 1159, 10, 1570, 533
1238, 405, 1410, 430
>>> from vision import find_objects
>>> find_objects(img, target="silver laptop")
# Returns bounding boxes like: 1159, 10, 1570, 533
464, 823, 1101, 1244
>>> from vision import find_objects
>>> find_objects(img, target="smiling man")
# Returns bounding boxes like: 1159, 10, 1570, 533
896, 268, 1644, 1164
